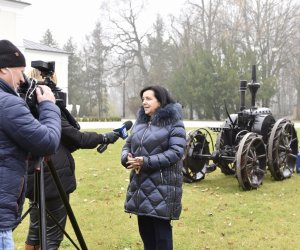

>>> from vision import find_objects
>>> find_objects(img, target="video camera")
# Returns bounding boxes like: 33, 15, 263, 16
18, 60, 67, 115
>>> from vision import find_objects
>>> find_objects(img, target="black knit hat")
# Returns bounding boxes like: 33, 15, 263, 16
0, 40, 26, 68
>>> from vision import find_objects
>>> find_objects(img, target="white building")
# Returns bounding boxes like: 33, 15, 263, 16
0, 0, 28, 46
0, 0, 70, 101
23, 39, 69, 95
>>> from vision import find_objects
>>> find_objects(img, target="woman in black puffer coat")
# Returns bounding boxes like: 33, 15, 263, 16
121, 85, 186, 250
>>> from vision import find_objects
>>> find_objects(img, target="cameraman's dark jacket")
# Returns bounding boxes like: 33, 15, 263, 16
121, 103, 186, 220
0, 79, 61, 230
26, 107, 105, 200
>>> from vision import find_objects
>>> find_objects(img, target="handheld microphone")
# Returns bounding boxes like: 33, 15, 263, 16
97, 120, 133, 153
113, 120, 133, 139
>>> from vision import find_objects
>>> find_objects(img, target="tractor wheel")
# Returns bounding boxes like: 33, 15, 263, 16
267, 118, 298, 180
182, 128, 214, 183
236, 132, 267, 190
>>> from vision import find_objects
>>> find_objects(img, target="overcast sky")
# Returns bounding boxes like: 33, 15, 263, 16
23, 0, 186, 47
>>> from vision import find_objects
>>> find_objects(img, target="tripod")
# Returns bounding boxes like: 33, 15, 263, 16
18, 157, 88, 250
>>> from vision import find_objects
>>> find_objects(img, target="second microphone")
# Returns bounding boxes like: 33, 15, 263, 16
97, 120, 133, 153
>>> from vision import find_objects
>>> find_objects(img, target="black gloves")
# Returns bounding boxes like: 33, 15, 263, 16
102, 132, 119, 144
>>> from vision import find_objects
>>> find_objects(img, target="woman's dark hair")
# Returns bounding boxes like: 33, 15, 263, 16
140, 85, 175, 108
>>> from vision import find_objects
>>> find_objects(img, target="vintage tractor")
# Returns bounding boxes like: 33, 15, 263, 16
182, 65, 298, 190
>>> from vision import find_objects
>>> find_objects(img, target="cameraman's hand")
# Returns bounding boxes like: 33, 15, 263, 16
36, 85, 56, 104
102, 132, 119, 144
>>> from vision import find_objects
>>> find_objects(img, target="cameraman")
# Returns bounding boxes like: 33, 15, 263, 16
0, 40, 61, 249
24, 69, 119, 250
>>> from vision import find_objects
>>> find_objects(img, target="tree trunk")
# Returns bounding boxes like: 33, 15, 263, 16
296, 87, 300, 119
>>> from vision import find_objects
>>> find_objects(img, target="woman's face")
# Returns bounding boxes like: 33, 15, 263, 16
142, 90, 161, 117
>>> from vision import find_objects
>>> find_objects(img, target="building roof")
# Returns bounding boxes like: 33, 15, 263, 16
23, 39, 70, 54
1, 0, 31, 7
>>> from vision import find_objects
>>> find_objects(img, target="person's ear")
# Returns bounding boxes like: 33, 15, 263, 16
0, 68, 12, 76
1, 67, 9, 72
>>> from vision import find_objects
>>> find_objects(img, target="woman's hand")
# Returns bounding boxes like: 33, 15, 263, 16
126, 153, 143, 174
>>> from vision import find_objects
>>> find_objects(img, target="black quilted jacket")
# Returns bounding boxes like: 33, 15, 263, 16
26, 108, 105, 200
121, 103, 186, 220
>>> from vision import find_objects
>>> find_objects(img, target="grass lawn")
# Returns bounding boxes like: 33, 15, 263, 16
13, 128, 300, 250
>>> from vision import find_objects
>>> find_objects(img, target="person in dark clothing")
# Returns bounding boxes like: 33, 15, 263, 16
0, 39, 61, 250
121, 85, 186, 250
24, 73, 119, 250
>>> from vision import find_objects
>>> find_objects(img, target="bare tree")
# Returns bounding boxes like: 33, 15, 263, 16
108, 0, 150, 86
231, 0, 300, 112
290, 13, 300, 118
102, 0, 162, 116
177, 0, 300, 117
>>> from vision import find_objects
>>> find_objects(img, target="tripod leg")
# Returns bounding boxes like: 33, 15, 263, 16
45, 207, 80, 250
38, 158, 48, 250
46, 160, 88, 250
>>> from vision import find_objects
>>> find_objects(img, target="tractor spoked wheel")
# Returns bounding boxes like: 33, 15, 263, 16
236, 132, 267, 190
182, 128, 214, 183
267, 118, 298, 180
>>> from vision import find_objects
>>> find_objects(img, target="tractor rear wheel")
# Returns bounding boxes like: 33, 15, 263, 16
182, 128, 214, 182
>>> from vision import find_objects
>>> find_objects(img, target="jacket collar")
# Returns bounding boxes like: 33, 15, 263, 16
0, 79, 18, 96
136, 103, 183, 127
